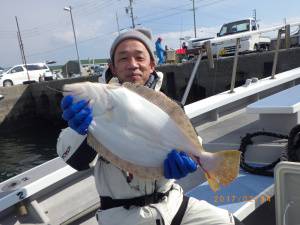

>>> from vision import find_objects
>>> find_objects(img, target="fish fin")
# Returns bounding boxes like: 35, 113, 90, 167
123, 82, 202, 150
205, 173, 220, 192
204, 150, 241, 192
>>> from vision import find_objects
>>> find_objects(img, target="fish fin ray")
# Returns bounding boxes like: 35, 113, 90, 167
205, 173, 220, 192
204, 150, 241, 192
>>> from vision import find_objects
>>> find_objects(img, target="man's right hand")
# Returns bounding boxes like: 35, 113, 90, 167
61, 95, 93, 135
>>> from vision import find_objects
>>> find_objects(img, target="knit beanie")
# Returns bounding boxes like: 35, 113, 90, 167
110, 28, 155, 64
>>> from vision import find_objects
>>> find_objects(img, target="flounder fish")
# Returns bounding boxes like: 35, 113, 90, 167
63, 82, 241, 192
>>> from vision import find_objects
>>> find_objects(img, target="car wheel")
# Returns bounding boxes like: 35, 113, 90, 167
3, 80, 13, 87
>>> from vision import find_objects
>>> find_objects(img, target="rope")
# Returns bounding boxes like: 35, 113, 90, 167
286, 124, 300, 162
239, 131, 288, 176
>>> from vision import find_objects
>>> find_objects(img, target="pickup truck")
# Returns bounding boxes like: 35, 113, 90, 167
188, 18, 271, 56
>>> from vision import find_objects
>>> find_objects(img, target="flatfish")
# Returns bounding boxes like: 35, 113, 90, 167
63, 82, 241, 191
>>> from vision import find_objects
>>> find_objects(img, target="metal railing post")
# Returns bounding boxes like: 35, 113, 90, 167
271, 29, 283, 79
205, 41, 214, 69
229, 38, 240, 93
285, 24, 291, 49
181, 51, 203, 105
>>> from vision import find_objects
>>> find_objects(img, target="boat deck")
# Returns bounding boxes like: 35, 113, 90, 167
188, 109, 280, 224
199, 108, 286, 164
0, 86, 293, 225
77, 108, 282, 224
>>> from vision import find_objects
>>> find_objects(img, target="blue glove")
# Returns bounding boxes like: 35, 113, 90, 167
61, 95, 93, 135
164, 149, 197, 179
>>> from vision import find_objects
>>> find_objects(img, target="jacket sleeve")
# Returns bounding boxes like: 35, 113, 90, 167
57, 127, 97, 171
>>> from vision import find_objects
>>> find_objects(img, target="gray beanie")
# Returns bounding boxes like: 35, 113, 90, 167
110, 28, 155, 64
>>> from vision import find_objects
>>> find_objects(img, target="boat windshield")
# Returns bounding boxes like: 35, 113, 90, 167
219, 19, 251, 37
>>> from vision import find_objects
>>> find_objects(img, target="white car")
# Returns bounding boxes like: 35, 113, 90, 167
0, 63, 53, 87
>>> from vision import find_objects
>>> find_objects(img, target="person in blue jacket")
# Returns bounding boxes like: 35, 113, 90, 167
155, 37, 165, 64
57, 28, 242, 225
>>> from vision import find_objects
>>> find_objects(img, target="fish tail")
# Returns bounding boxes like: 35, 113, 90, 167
198, 150, 241, 192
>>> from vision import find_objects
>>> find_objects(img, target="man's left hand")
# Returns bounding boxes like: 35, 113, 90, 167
164, 149, 197, 179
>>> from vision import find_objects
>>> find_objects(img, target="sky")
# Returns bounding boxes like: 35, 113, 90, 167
1, 0, 300, 67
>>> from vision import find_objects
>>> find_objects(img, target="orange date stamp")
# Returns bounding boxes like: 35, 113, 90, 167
214, 195, 271, 204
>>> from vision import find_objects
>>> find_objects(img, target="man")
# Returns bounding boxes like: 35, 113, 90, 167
57, 29, 242, 225
182, 42, 188, 51
155, 37, 165, 64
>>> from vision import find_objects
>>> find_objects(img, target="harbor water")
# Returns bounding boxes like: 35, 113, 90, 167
0, 124, 62, 183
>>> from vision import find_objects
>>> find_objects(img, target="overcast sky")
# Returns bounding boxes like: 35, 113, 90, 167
1, 0, 300, 67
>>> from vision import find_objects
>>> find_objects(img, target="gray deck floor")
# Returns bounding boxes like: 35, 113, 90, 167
198, 109, 287, 164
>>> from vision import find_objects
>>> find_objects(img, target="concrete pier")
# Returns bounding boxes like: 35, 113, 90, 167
0, 76, 98, 133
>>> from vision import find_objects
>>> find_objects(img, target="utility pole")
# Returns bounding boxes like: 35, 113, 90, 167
116, 12, 120, 34
192, 0, 197, 38
253, 9, 256, 21
15, 16, 30, 81
126, 0, 135, 29
64, 6, 81, 76
16, 31, 25, 65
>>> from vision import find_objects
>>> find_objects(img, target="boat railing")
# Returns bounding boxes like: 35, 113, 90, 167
181, 21, 300, 105
184, 67, 300, 126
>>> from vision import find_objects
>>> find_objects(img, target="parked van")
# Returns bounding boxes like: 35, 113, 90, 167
0, 63, 53, 87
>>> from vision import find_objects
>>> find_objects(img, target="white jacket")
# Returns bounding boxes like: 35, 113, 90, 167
56, 72, 235, 225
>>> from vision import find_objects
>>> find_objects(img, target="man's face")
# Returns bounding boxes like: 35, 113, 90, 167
110, 39, 155, 85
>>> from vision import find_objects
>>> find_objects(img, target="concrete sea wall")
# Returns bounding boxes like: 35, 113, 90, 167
0, 76, 98, 133
158, 47, 300, 104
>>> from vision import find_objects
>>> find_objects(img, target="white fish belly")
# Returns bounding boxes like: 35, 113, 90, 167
89, 87, 197, 167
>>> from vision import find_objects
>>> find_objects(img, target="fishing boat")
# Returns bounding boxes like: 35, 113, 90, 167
1, 23, 300, 225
